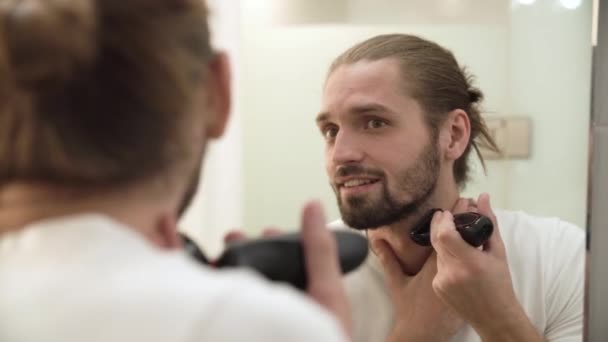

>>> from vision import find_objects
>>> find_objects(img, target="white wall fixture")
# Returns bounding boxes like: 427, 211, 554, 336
480, 117, 532, 159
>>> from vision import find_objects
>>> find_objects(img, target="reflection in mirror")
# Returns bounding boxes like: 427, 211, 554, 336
241, 0, 591, 230
239, 0, 592, 341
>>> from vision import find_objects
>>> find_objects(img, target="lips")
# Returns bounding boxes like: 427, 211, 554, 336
341, 178, 379, 188
334, 175, 382, 195
334, 165, 383, 192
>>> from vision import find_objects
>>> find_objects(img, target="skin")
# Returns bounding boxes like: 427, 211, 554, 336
318, 58, 541, 341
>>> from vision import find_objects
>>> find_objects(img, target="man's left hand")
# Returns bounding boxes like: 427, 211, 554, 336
430, 193, 542, 342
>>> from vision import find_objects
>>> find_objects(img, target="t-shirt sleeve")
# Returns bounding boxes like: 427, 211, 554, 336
544, 221, 585, 342
187, 274, 347, 342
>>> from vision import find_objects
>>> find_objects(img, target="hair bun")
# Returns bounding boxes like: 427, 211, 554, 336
468, 88, 483, 104
1, 0, 97, 87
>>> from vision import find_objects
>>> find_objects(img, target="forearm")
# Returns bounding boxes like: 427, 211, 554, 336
387, 323, 453, 342
475, 309, 543, 342
388, 332, 450, 342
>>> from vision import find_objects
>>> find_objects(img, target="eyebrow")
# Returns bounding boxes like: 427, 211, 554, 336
316, 103, 390, 124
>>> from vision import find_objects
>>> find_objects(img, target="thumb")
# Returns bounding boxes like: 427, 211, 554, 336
476, 193, 495, 222
300, 201, 352, 337
223, 230, 247, 245
372, 240, 405, 293
477, 193, 505, 255
301, 201, 340, 287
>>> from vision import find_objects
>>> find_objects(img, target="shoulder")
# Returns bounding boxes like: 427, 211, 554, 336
113, 244, 346, 339
90, 250, 346, 340
495, 210, 585, 334
495, 209, 585, 278
0, 215, 346, 341
195, 273, 346, 341
495, 209, 585, 257
126, 245, 347, 341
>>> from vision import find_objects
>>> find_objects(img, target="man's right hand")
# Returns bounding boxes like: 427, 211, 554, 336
300, 201, 352, 339
371, 198, 478, 341
222, 201, 352, 340
373, 240, 464, 342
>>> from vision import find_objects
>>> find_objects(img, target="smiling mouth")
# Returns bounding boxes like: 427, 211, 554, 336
340, 178, 380, 189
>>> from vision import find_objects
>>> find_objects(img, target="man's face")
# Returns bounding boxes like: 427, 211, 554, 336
317, 58, 441, 230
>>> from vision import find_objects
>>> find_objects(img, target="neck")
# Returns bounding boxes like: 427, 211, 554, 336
0, 182, 176, 242
367, 180, 460, 275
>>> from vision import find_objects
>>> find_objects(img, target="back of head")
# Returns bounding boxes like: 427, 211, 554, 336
328, 34, 499, 187
0, 0, 212, 188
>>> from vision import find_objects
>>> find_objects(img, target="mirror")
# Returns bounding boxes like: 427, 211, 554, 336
181, 0, 594, 340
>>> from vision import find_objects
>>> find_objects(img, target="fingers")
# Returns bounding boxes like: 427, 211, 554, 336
476, 193, 505, 256
224, 227, 284, 246
452, 198, 471, 215
476, 193, 496, 223
223, 230, 247, 245
300, 200, 352, 336
261, 227, 283, 237
300, 201, 342, 290
430, 211, 477, 259
301, 201, 338, 279
371, 239, 406, 293
452, 197, 478, 215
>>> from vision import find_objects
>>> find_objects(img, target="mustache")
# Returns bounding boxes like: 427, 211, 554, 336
334, 164, 384, 179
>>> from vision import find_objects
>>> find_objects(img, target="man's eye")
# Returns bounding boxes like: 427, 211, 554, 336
366, 119, 386, 129
323, 127, 338, 139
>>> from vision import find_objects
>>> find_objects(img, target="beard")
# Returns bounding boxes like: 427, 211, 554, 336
333, 140, 440, 230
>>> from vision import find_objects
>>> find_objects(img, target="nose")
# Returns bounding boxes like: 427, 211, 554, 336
329, 130, 364, 166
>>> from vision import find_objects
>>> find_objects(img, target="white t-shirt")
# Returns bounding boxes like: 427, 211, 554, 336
332, 210, 585, 342
0, 214, 346, 342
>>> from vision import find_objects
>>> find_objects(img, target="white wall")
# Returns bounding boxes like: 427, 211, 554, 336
465, 0, 592, 227
240, 0, 592, 233
504, 0, 592, 226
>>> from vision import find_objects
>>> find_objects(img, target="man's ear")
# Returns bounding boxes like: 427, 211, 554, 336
206, 51, 232, 139
443, 109, 471, 161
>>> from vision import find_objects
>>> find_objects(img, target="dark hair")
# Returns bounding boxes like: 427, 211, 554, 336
0, 0, 213, 187
328, 34, 500, 187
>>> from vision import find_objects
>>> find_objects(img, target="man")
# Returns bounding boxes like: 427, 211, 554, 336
0, 1, 349, 341
317, 34, 585, 341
